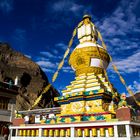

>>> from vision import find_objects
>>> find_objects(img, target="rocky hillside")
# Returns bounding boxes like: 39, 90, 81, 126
0, 42, 60, 110
126, 92, 140, 110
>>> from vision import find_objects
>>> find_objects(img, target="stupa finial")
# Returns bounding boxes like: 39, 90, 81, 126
77, 14, 98, 43
83, 14, 91, 20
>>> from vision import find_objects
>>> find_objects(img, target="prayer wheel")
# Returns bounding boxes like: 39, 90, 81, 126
19, 129, 22, 136
36, 129, 39, 136
60, 129, 65, 137
27, 130, 30, 136
108, 127, 114, 137
49, 129, 54, 137
54, 129, 59, 137
23, 130, 26, 136
31, 130, 35, 137
77, 129, 82, 137
92, 128, 97, 137
67, 129, 71, 137
43, 129, 48, 137
84, 128, 90, 137
100, 128, 105, 137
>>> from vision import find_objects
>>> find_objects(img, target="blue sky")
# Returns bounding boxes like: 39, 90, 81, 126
0, 0, 140, 95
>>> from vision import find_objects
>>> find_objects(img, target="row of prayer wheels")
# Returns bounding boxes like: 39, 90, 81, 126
43, 129, 70, 137
18, 129, 39, 137
18, 129, 70, 137
76, 127, 114, 137
18, 127, 114, 137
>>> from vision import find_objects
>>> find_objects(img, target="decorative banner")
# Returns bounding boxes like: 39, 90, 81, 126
97, 31, 107, 50
119, 76, 126, 85
58, 60, 64, 70
68, 38, 73, 48
112, 64, 118, 72
52, 71, 59, 82
32, 94, 43, 108
64, 49, 70, 58
43, 84, 51, 93
73, 28, 77, 37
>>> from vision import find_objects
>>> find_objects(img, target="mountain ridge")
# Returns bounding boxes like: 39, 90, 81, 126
0, 42, 59, 110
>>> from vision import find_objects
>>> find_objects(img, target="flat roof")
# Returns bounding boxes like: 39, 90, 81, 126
18, 107, 61, 115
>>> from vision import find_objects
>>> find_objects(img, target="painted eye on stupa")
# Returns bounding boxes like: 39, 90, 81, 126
76, 57, 85, 66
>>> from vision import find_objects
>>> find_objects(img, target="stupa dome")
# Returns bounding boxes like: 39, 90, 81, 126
69, 42, 110, 76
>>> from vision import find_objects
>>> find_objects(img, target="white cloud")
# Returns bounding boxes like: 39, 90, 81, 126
42, 68, 54, 73
128, 81, 140, 93
40, 51, 57, 59
36, 58, 74, 74
111, 51, 140, 73
24, 54, 32, 59
98, 0, 140, 36
69, 3, 83, 13
62, 66, 74, 73
38, 47, 63, 61
39, 44, 66, 60
55, 42, 67, 50
52, 0, 84, 14
0, 0, 14, 13
46, 0, 92, 29
37, 43, 73, 74
37, 61, 56, 69
36, 60, 57, 73
97, 0, 140, 54
36, 57, 49, 61
55, 42, 74, 56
